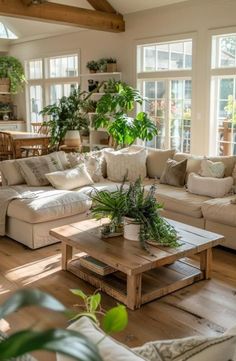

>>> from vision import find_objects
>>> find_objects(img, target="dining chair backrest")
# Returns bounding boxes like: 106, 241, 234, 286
0, 132, 15, 160
31, 122, 49, 136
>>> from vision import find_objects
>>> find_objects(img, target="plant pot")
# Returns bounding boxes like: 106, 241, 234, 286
107, 63, 117, 73
64, 130, 81, 147
0, 78, 10, 93
89, 69, 97, 73
123, 217, 141, 242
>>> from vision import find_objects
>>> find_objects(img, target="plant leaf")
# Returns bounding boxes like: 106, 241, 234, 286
70, 289, 87, 300
0, 329, 102, 361
0, 289, 66, 319
89, 293, 101, 313
102, 305, 128, 333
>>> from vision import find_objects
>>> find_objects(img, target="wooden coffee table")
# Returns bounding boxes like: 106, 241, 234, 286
50, 219, 224, 310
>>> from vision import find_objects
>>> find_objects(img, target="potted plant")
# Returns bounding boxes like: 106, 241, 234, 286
93, 81, 158, 148
106, 58, 117, 72
40, 87, 90, 148
0, 56, 26, 94
97, 58, 107, 72
86, 60, 99, 73
91, 178, 180, 249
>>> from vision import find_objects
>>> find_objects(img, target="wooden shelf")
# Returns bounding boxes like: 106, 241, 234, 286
0, 92, 11, 95
79, 72, 121, 77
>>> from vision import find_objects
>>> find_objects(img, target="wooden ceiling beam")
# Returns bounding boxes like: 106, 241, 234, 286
0, 0, 125, 33
86, 0, 117, 14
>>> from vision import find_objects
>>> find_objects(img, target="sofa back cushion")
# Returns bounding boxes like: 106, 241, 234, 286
0, 159, 25, 186
104, 148, 147, 182
146, 148, 176, 178
208, 155, 236, 177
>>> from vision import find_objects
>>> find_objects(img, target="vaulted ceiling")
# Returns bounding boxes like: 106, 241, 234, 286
0, 0, 189, 46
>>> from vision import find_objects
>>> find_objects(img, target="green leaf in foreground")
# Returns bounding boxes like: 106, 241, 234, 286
0, 329, 102, 361
0, 289, 66, 319
70, 289, 87, 300
102, 305, 128, 333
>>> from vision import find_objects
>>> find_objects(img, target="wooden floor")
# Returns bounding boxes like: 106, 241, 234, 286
0, 236, 236, 361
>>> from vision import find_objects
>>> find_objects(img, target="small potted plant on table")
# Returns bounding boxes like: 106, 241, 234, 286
91, 178, 180, 250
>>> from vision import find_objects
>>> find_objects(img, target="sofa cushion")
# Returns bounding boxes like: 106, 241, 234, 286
199, 159, 225, 178
202, 196, 236, 227
208, 155, 236, 177
0, 159, 25, 186
134, 334, 236, 361
149, 182, 210, 218
104, 148, 147, 182
160, 158, 187, 187
7, 186, 92, 223
146, 148, 176, 179
57, 316, 146, 361
46, 164, 94, 190
187, 173, 233, 198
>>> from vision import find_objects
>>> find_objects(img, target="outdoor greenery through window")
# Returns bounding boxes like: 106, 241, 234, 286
26, 54, 79, 128
137, 38, 193, 152
211, 33, 236, 155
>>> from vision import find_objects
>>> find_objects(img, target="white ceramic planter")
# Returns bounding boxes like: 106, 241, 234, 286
64, 130, 81, 147
123, 217, 141, 242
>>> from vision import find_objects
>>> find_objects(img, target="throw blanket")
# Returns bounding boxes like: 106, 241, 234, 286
0, 186, 37, 236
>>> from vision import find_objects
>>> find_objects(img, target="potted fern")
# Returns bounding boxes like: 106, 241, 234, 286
91, 179, 180, 249
0, 56, 26, 94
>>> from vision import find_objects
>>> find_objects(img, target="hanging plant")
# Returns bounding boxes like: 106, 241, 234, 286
0, 56, 26, 94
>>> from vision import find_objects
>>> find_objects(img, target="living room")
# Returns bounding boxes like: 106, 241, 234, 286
0, 0, 236, 360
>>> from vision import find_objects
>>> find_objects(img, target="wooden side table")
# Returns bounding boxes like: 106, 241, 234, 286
59, 144, 82, 153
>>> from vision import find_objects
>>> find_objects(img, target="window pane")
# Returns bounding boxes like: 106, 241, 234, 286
28, 59, 43, 80
138, 40, 192, 72
50, 83, 78, 104
48, 54, 78, 78
212, 34, 236, 68
29, 85, 43, 122
213, 77, 236, 155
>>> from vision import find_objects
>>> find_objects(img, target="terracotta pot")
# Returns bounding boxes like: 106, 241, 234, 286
64, 130, 81, 147
0, 78, 10, 93
123, 217, 141, 241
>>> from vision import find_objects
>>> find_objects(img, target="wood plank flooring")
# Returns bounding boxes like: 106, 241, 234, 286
0, 236, 236, 361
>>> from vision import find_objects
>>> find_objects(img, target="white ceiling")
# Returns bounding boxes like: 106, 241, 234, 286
0, 0, 189, 46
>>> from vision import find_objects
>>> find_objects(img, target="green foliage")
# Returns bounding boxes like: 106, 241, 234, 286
0, 289, 102, 361
91, 178, 180, 249
86, 60, 99, 71
102, 305, 128, 333
224, 95, 236, 123
93, 81, 157, 147
40, 87, 90, 146
0, 56, 26, 94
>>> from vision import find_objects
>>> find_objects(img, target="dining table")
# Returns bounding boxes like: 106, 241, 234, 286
6, 130, 51, 158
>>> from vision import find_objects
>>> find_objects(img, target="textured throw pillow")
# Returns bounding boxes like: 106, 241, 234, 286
146, 148, 176, 179
199, 159, 225, 178
187, 173, 233, 198
57, 316, 146, 361
66, 150, 110, 182
104, 148, 147, 182
160, 158, 187, 187
46, 164, 94, 190
134, 334, 236, 361
0, 159, 25, 186
16, 155, 62, 186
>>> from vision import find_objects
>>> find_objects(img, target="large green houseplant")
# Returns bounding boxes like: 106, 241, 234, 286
0, 288, 128, 360
93, 81, 157, 148
91, 178, 180, 250
0, 56, 26, 94
40, 87, 91, 148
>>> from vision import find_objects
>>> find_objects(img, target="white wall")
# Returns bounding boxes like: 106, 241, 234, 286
8, 0, 236, 155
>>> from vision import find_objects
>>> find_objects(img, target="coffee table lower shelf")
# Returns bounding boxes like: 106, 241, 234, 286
67, 258, 204, 310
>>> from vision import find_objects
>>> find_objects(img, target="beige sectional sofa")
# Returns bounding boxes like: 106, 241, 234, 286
0, 147, 236, 250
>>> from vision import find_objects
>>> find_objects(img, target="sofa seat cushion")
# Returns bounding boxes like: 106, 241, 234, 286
202, 196, 236, 227
146, 183, 210, 218
7, 186, 92, 224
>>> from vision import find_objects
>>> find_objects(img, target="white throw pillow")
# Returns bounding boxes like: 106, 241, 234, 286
0, 160, 25, 186
104, 148, 147, 182
56, 316, 145, 361
187, 173, 233, 198
46, 164, 94, 190
199, 159, 225, 178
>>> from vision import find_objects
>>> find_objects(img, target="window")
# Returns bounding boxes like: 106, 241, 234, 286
210, 33, 236, 155
137, 38, 193, 152
0, 22, 17, 39
26, 53, 79, 129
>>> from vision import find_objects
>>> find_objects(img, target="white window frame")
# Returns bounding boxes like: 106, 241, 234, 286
25, 50, 80, 131
136, 33, 196, 152
208, 27, 236, 155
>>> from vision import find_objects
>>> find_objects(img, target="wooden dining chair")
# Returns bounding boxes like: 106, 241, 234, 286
0, 132, 15, 161
21, 123, 50, 157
